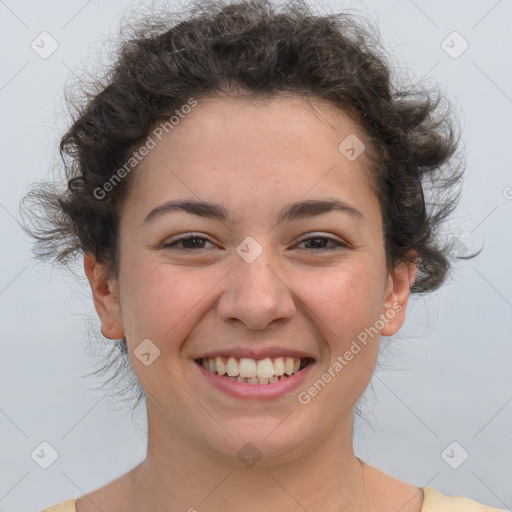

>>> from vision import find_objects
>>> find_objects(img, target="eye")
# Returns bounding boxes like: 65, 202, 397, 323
295, 235, 347, 251
162, 233, 215, 251
162, 233, 347, 252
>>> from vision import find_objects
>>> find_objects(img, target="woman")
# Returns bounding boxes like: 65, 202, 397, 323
23, 0, 505, 510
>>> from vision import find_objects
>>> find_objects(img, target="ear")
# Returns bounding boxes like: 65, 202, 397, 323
84, 252, 125, 340
380, 250, 418, 337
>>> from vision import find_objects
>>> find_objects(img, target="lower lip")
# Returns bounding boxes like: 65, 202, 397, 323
195, 361, 315, 400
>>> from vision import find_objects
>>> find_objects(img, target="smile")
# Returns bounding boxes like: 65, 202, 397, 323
195, 356, 314, 385
194, 355, 315, 399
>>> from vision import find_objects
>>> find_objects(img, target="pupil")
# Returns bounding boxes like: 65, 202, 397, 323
308, 238, 326, 248
185, 237, 203, 248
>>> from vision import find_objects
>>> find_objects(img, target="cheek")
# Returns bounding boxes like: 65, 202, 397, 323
119, 259, 227, 347
297, 262, 383, 383
119, 262, 224, 402
291, 264, 383, 417
298, 260, 385, 337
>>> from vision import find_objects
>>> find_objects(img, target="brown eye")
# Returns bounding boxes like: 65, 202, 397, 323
163, 234, 215, 251
296, 236, 346, 251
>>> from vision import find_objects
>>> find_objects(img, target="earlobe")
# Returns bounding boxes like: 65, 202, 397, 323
84, 252, 125, 340
380, 251, 418, 337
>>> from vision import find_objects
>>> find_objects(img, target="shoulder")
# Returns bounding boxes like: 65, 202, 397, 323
421, 487, 508, 512
41, 498, 77, 512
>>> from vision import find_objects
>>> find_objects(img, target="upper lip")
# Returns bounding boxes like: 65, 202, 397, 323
195, 347, 316, 361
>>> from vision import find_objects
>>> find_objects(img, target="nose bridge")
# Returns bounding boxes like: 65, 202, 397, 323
216, 237, 296, 329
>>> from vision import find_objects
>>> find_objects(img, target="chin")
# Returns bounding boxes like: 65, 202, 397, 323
201, 415, 318, 467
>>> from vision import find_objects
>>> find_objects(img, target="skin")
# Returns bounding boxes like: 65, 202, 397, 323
81, 94, 423, 512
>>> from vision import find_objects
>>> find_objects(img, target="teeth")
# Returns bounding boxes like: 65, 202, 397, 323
199, 356, 309, 383
226, 357, 239, 377
256, 358, 274, 379
216, 357, 227, 376
284, 357, 295, 376
273, 357, 285, 376
239, 358, 257, 378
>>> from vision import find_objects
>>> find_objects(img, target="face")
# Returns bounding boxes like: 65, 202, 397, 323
86, 95, 416, 465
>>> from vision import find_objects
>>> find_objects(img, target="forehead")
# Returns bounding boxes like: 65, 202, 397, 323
123, 94, 379, 226
151, 94, 369, 165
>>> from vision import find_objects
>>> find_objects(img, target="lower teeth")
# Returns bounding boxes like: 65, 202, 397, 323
222, 374, 293, 385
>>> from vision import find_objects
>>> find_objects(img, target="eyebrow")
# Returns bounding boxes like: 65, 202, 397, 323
142, 197, 364, 225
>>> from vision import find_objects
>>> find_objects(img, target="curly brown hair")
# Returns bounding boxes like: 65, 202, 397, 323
20, 0, 476, 408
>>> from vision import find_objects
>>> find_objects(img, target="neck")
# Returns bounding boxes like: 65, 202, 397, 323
128, 402, 374, 512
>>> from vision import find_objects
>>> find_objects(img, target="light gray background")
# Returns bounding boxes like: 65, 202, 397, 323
1, 0, 511, 510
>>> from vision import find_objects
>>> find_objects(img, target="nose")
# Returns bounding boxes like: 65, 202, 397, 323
216, 248, 296, 331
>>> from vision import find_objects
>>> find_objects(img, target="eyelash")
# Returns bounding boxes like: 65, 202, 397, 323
162, 233, 347, 252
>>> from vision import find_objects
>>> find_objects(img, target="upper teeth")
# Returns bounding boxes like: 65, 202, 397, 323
201, 356, 302, 378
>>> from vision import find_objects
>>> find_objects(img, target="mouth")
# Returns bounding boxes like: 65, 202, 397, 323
194, 356, 315, 385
